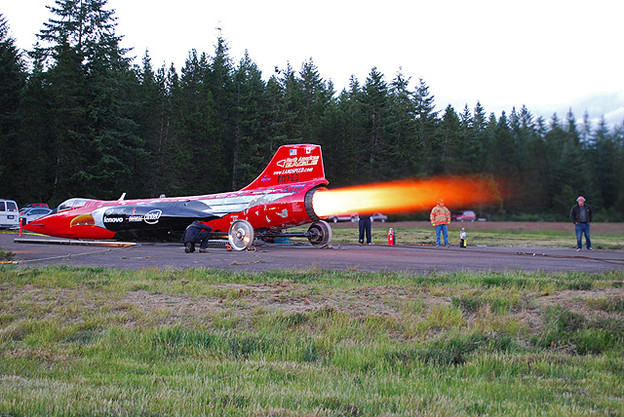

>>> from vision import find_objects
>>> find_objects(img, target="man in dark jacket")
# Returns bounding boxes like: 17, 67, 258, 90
183, 221, 213, 253
570, 196, 593, 251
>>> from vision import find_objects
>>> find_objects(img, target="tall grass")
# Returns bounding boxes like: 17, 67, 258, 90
1, 266, 623, 416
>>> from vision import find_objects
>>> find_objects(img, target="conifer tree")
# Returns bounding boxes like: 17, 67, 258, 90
388, 70, 417, 177
134, 54, 184, 196
264, 74, 288, 154
175, 50, 219, 194
323, 76, 365, 186
298, 58, 331, 144
361, 67, 390, 181
458, 104, 480, 173
437, 105, 461, 174
592, 117, 618, 210
471, 101, 489, 171
0, 15, 26, 197
231, 51, 268, 189
30, 0, 140, 201
413, 78, 438, 174
208, 34, 235, 191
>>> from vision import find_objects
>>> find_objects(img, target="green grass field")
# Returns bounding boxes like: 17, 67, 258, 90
1, 266, 623, 416
326, 224, 624, 249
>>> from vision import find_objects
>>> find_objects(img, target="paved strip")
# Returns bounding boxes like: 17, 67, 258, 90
1, 232, 622, 274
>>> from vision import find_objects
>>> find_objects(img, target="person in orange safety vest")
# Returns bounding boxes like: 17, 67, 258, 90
430, 199, 451, 247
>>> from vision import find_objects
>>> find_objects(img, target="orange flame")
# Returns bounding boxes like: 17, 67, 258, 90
312, 176, 501, 217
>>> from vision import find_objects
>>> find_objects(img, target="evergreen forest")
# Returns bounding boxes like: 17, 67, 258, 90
1, 0, 623, 221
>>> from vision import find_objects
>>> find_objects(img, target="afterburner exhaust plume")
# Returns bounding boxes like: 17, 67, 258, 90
312, 177, 501, 217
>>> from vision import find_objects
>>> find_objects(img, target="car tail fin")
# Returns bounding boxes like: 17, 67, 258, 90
240, 144, 326, 190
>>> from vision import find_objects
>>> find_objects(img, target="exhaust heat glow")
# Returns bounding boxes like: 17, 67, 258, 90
312, 177, 500, 217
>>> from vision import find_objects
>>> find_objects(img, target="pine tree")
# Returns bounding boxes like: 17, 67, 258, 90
263, 74, 288, 154
322, 76, 365, 186
387, 69, 417, 177
208, 34, 234, 191
361, 67, 390, 181
457, 104, 480, 173
0, 15, 26, 198
298, 58, 331, 144
472, 101, 489, 171
16, 56, 55, 202
30, 0, 140, 201
413, 78, 439, 174
592, 117, 618, 211
518, 105, 548, 211
279, 62, 304, 141
134, 54, 184, 196
580, 111, 592, 146
175, 50, 219, 194
231, 51, 268, 189
436, 105, 461, 174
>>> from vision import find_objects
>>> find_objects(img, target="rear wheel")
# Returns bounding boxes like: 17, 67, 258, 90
307, 220, 332, 248
228, 220, 255, 251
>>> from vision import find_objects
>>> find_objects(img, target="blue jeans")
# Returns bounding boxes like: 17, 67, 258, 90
575, 223, 591, 249
435, 224, 449, 246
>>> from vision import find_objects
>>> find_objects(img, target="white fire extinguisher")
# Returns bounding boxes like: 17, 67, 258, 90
459, 227, 467, 248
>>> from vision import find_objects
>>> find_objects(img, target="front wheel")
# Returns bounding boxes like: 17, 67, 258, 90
228, 220, 255, 251
307, 220, 332, 248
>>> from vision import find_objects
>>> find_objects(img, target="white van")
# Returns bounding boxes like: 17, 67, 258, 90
0, 199, 20, 228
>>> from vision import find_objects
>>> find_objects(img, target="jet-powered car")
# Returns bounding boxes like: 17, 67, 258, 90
23, 144, 332, 250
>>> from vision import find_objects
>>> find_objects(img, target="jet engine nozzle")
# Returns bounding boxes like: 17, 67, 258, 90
304, 186, 328, 222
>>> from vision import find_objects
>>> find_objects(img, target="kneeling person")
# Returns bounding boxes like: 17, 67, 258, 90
183, 221, 213, 253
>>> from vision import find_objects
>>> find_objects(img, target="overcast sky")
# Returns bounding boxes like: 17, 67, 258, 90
1, 0, 623, 124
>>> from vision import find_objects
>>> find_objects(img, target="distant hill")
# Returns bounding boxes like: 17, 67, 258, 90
540, 90, 624, 128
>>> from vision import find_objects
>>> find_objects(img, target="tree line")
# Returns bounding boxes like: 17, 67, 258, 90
1, 0, 623, 220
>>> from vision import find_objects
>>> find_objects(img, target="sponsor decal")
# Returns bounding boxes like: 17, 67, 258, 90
143, 209, 162, 224
106, 208, 123, 215
275, 155, 319, 169
272, 167, 314, 175
305, 147, 312, 154
261, 176, 271, 183
128, 215, 143, 222
290, 148, 297, 156
103, 217, 124, 223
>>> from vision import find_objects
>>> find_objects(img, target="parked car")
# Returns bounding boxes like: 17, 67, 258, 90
327, 213, 359, 223
0, 199, 20, 229
451, 210, 477, 222
20, 203, 49, 213
20, 207, 53, 225
370, 212, 388, 222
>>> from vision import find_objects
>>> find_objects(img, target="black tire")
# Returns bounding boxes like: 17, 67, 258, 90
307, 220, 332, 248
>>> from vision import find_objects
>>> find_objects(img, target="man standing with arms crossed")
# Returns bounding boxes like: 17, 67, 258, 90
430, 199, 451, 247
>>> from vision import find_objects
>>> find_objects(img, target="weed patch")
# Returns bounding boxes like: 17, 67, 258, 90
532, 306, 624, 354
1, 267, 624, 416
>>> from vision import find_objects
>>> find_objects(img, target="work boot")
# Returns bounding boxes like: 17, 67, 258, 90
184, 242, 195, 253
199, 248, 209, 253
